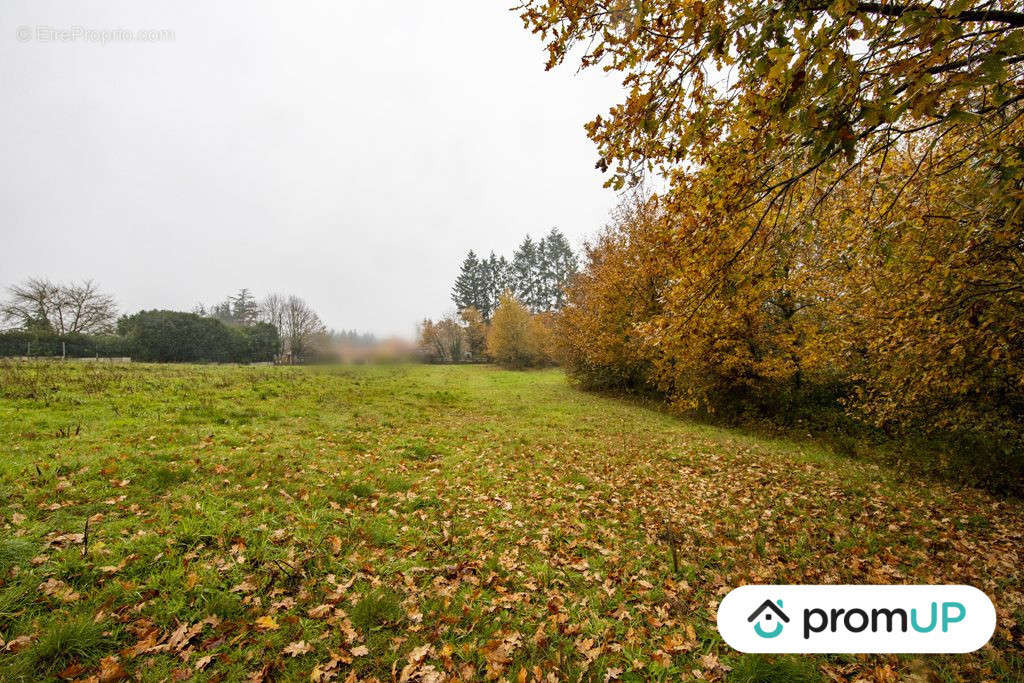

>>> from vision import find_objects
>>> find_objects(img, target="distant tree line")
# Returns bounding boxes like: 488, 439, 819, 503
418, 294, 558, 369
328, 329, 378, 347
195, 289, 329, 361
420, 230, 578, 367
451, 229, 578, 319
0, 278, 353, 364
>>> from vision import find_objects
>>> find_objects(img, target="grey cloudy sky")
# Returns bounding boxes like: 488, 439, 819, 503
0, 1, 625, 338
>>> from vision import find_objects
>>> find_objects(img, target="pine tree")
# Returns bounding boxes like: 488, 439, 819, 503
452, 236, 576, 319
483, 252, 510, 319
540, 228, 578, 311
512, 236, 542, 311
535, 234, 550, 311
452, 251, 489, 316
230, 288, 259, 326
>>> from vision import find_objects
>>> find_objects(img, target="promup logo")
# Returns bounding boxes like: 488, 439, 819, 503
748, 599, 789, 638
718, 585, 996, 653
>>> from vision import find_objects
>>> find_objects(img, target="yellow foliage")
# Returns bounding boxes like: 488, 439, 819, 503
559, 122, 1024, 441
487, 292, 538, 369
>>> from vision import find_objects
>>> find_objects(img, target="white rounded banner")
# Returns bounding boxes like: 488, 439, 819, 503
717, 585, 996, 653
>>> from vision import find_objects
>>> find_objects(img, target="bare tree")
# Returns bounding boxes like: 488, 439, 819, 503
258, 293, 287, 332
417, 314, 466, 363
1, 278, 117, 334
260, 293, 325, 361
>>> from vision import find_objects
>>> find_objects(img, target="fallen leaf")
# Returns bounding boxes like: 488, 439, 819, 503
97, 655, 128, 682
254, 616, 279, 631
4, 634, 33, 653
307, 603, 332, 619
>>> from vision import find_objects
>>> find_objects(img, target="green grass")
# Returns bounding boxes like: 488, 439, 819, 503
0, 361, 1021, 681
729, 654, 823, 682
25, 618, 111, 677
350, 589, 404, 633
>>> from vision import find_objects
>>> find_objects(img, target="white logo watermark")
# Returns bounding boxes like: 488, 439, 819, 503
16, 25, 175, 45
717, 585, 996, 653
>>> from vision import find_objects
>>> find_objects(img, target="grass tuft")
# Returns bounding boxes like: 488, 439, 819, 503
0, 538, 35, 575
729, 654, 823, 683
27, 617, 110, 675
350, 589, 404, 632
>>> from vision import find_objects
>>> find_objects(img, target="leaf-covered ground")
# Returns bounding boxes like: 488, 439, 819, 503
0, 362, 1021, 682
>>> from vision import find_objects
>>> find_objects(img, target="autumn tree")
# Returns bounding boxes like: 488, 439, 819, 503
557, 193, 664, 392
560, 136, 1023, 440
487, 292, 538, 369
519, 0, 1024, 208
417, 315, 466, 363
530, 310, 560, 367
460, 307, 488, 361
519, 0, 1023, 339
523, 0, 1024, 446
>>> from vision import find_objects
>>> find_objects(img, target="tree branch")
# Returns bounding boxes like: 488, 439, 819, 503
850, 2, 1024, 28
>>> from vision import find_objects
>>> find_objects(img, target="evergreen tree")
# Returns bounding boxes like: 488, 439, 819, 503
451, 236, 576, 319
483, 252, 510, 319
452, 251, 490, 317
209, 300, 234, 324
230, 288, 259, 326
539, 228, 578, 311
511, 236, 542, 311
208, 288, 259, 326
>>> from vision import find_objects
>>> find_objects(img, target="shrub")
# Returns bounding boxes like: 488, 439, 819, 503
117, 310, 277, 363
0, 331, 131, 358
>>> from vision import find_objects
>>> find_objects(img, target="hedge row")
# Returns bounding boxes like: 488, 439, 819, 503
1, 310, 280, 364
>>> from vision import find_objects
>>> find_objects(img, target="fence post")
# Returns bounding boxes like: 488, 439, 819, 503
62, 341, 66, 360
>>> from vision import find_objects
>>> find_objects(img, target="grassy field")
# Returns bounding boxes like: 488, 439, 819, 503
0, 362, 1021, 682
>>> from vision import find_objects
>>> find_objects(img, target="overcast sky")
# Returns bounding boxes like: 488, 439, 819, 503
0, 1, 625, 338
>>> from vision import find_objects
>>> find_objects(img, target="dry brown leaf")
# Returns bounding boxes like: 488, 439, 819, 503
307, 603, 332, 619
97, 655, 128, 682
4, 634, 33, 653
283, 640, 314, 657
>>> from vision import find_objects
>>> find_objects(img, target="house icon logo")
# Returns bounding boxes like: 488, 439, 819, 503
748, 599, 789, 638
